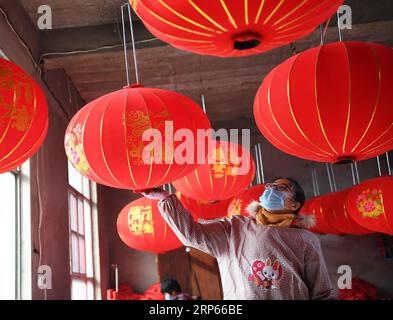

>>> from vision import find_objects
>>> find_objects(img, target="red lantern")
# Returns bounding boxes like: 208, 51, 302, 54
130, 0, 343, 57
227, 184, 265, 217
176, 192, 231, 220
346, 176, 393, 235
172, 140, 255, 201
65, 84, 211, 189
0, 58, 48, 173
254, 42, 393, 164
321, 190, 372, 235
299, 196, 342, 235
117, 197, 183, 253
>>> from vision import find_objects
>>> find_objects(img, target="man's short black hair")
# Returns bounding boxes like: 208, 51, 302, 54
160, 278, 182, 294
273, 177, 305, 214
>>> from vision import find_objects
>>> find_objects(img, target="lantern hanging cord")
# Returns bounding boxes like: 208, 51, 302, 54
121, 3, 140, 85
336, 11, 343, 41
319, 17, 332, 45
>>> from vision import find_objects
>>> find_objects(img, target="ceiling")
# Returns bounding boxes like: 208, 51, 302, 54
13, 0, 393, 196
19, 0, 139, 29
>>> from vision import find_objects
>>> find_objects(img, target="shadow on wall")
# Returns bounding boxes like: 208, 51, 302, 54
319, 233, 393, 298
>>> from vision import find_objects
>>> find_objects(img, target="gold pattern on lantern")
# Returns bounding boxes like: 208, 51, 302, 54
123, 110, 170, 165
127, 205, 154, 235
65, 123, 91, 175
356, 188, 384, 219
211, 145, 242, 178
0, 69, 34, 132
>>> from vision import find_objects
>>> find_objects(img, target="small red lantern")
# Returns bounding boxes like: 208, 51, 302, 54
130, 0, 343, 57
254, 42, 393, 163
346, 176, 393, 235
172, 140, 255, 201
176, 192, 231, 220
0, 58, 48, 173
300, 196, 342, 235
65, 84, 211, 190
321, 190, 372, 235
227, 184, 265, 217
117, 197, 183, 253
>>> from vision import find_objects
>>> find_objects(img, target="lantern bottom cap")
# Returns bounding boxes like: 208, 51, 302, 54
232, 32, 262, 51
334, 155, 357, 165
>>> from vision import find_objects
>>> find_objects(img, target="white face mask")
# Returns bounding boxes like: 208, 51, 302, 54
164, 293, 172, 300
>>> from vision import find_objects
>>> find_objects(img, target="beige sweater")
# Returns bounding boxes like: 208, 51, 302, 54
158, 194, 336, 300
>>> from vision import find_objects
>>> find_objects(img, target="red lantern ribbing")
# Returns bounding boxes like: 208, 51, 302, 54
0, 58, 48, 173
130, 0, 343, 57
176, 192, 232, 220
227, 184, 265, 217
65, 85, 211, 189
346, 176, 393, 235
254, 42, 393, 164
117, 197, 183, 254
172, 140, 255, 201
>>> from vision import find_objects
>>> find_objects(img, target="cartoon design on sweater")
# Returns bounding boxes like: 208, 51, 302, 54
249, 258, 284, 290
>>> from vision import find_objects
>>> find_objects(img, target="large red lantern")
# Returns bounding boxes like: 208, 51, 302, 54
130, 0, 343, 57
321, 190, 372, 235
346, 176, 393, 235
117, 197, 183, 253
0, 58, 48, 173
65, 84, 211, 189
172, 140, 255, 201
227, 184, 265, 217
299, 196, 342, 235
254, 42, 393, 164
176, 192, 231, 220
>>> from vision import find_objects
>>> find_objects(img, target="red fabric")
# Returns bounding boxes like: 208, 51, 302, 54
117, 197, 183, 253
108, 283, 164, 300
339, 278, 379, 300
130, 0, 343, 57
172, 140, 255, 201
0, 58, 48, 173
176, 192, 232, 220
227, 184, 266, 217
346, 176, 393, 235
299, 196, 343, 235
254, 42, 393, 163
65, 84, 211, 190
322, 190, 372, 235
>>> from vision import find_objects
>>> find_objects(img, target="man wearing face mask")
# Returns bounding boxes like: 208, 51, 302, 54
137, 177, 336, 300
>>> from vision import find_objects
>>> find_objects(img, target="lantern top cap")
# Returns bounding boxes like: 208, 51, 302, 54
123, 83, 144, 89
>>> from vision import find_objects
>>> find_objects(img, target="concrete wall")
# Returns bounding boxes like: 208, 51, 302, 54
320, 234, 393, 298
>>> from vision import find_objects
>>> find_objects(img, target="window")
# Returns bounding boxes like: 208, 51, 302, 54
68, 161, 100, 300
0, 162, 31, 300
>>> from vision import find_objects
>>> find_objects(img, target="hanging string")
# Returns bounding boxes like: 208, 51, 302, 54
257, 143, 265, 184
319, 17, 331, 46
336, 11, 343, 42
329, 163, 337, 192
127, 4, 140, 84
354, 162, 360, 184
201, 94, 207, 114
386, 152, 392, 176
376, 156, 382, 177
325, 163, 333, 192
311, 167, 317, 197
254, 145, 261, 185
121, 4, 140, 85
350, 163, 357, 186
121, 6, 130, 85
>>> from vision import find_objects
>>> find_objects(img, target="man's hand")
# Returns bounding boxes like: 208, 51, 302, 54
134, 188, 170, 201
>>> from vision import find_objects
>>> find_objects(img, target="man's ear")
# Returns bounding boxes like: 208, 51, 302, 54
285, 198, 300, 212
290, 201, 301, 212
